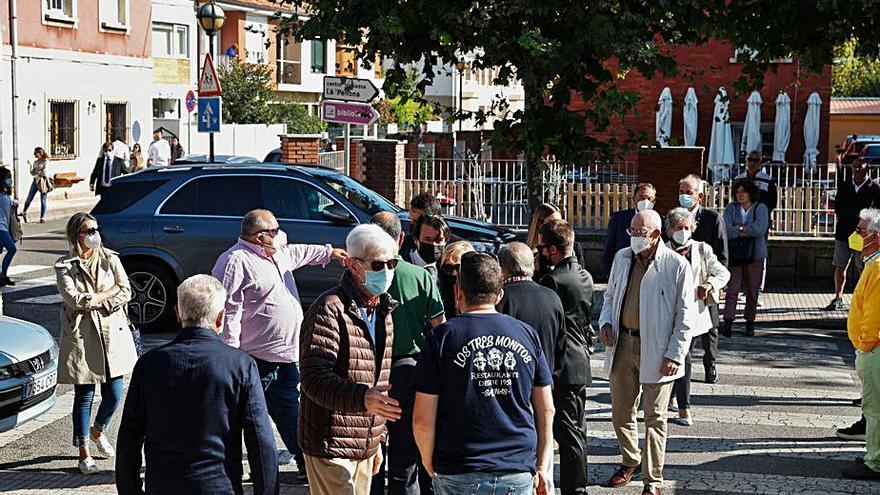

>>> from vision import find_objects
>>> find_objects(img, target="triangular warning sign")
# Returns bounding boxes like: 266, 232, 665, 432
199, 53, 222, 97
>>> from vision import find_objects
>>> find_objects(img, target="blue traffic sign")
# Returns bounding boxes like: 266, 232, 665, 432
197, 97, 221, 133
185, 90, 197, 113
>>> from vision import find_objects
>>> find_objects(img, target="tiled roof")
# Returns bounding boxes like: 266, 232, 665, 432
215, 0, 300, 14
830, 98, 880, 115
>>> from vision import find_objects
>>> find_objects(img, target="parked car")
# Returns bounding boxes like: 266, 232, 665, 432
93, 162, 517, 332
177, 154, 260, 164
836, 134, 880, 167
0, 316, 58, 433
858, 143, 880, 165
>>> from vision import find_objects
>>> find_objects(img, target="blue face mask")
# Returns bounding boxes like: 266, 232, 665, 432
4, 179, 11, 187
364, 268, 394, 296
678, 194, 695, 209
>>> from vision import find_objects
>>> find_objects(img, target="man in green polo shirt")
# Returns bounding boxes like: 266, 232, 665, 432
372, 212, 446, 495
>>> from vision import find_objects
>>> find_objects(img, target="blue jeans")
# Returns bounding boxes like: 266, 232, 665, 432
23, 181, 47, 220
0, 230, 17, 277
255, 359, 304, 466
432, 472, 534, 495
72, 376, 124, 448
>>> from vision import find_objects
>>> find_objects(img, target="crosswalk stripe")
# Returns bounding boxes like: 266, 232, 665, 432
590, 364, 855, 385
0, 275, 57, 295
6, 265, 53, 277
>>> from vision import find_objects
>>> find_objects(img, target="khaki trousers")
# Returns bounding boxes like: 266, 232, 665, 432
610, 331, 674, 487
304, 453, 376, 495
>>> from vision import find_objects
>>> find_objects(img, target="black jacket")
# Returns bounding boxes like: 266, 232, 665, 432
834, 179, 880, 240
90, 155, 126, 196
538, 257, 593, 385
116, 327, 278, 495
691, 206, 727, 264
497, 279, 567, 384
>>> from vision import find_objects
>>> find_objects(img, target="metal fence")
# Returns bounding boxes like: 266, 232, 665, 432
319, 151, 346, 172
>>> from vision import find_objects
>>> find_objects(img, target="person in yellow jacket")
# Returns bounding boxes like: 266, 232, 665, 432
843, 208, 880, 481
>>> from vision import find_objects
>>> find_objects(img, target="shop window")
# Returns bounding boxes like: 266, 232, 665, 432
105, 102, 129, 143
48, 100, 78, 159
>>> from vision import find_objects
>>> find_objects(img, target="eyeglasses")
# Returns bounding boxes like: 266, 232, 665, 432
80, 227, 101, 236
355, 257, 399, 271
254, 228, 280, 237
626, 228, 651, 237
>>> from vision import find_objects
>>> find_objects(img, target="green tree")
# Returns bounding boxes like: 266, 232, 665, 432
275, 0, 880, 209
833, 38, 880, 97
271, 102, 327, 134
217, 57, 274, 124
377, 68, 438, 130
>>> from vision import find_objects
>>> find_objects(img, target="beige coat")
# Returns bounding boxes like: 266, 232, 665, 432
55, 249, 138, 384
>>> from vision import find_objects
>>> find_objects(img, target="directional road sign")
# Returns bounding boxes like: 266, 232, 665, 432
198, 53, 222, 97
321, 100, 379, 126
185, 90, 197, 113
323, 76, 379, 103
197, 97, 222, 133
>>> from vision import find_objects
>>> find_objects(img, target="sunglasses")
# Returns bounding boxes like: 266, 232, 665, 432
80, 227, 101, 236
355, 257, 399, 271
254, 228, 280, 236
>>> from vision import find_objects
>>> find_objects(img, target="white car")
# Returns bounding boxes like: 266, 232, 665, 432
0, 316, 58, 432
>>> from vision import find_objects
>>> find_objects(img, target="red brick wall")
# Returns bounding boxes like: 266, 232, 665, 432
280, 135, 320, 164
362, 140, 407, 207
637, 147, 705, 214
570, 40, 832, 164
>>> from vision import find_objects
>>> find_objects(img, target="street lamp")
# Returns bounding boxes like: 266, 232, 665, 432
455, 60, 468, 133
197, 1, 225, 163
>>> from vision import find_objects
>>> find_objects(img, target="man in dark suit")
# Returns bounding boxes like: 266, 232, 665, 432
401, 192, 442, 261
604, 183, 657, 275
116, 275, 278, 495
90, 142, 127, 196
678, 174, 726, 383
537, 221, 594, 495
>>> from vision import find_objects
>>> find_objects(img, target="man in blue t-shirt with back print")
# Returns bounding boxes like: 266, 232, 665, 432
413, 252, 556, 495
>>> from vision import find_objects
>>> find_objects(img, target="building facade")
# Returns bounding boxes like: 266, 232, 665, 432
151, 0, 198, 151
0, 0, 153, 199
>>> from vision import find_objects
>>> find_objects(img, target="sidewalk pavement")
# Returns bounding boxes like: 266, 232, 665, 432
18, 192, 98, 224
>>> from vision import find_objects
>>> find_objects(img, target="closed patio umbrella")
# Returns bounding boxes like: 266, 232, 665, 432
772, 91, 791, 162
683, 87, 698, 147
708, 87, 735, 182
741, 91, 762, 154
656, 87, 673, 147
803, 91, 822, 172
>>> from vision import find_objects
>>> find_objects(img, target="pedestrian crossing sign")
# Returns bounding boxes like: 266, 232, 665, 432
199, 53, 222, 97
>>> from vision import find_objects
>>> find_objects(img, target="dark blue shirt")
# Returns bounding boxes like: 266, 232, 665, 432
414, 312, 552, 475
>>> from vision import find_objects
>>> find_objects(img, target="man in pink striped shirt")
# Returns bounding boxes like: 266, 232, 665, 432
212, 209, 347, 477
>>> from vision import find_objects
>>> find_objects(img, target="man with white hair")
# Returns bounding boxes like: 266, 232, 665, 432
299, 224, 403, 495
116, 275, 278, 495
842, 208, 880, 481
212, 209, 347, 478
599, 210, 696, 495
678, 174, 726, 383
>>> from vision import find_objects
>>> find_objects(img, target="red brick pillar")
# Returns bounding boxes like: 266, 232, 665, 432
636, 146, 705, 214
362, 139, 406, 207
279, 134, 321, 164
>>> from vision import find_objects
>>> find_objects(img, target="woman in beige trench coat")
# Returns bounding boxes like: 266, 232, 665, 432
55, 212, 138, 474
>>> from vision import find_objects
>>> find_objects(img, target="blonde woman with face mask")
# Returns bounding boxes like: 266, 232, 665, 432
55, 212, 138, 474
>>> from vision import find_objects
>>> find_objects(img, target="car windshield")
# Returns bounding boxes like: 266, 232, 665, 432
854, 141, 880, 153
315, 172, 400, 215
863, 145, 880, 157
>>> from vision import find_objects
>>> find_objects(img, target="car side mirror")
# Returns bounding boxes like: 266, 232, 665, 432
322, 204, 355, 224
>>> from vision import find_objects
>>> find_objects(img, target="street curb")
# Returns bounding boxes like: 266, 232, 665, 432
20, 198, 99, 225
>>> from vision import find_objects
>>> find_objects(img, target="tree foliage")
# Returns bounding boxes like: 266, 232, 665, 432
273, 0, 880, 207
833, 38, 880, 97
377, 68, 439, 129
219, 57, 325, 133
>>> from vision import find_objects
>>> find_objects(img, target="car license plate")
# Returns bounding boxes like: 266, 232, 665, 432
22, 372, 57, 400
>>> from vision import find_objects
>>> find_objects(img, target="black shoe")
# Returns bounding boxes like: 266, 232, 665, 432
0, 276, 14, 287
854, 397, 863, 407
745, 321, 755, 337
837, 416, 867, 441
721, 320, 733, 338
705, 366, 718, 384
842, 461, 880, 480
826, 298, 842, 311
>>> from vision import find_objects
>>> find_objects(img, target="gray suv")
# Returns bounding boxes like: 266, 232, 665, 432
93, 163, 515, 332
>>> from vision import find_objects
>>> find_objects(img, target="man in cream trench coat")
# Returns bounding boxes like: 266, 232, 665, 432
599, 210, 697, 495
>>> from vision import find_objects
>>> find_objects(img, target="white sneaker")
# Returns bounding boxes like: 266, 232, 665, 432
79, 456, 99, 474
90, 434, 115, 458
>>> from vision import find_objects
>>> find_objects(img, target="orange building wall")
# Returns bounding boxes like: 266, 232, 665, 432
2, 0, 151, 58
828, 115, 880, 158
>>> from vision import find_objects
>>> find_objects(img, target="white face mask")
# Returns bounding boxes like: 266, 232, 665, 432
272, 229, 288, 250
636, 199, 654, 212
630, 235, 652, 254
84, 232, 102, 249
672, 229, 692, 246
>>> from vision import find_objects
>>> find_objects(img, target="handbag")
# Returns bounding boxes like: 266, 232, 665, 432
699, 247, 717, 306
8, 201, 22, 243
728, 207, 757, 266
129, 322, 145, 357
36, 175, 54, 194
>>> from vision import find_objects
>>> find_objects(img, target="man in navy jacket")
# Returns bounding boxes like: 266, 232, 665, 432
116, 275, 278, 495
604, 183, 657, 275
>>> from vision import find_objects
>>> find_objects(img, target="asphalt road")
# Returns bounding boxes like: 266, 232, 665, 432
0, 217, 872, 494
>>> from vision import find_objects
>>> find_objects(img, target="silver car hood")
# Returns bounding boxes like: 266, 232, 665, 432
0, 316, 55, 364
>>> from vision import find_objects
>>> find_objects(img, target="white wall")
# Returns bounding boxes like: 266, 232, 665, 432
187, 123, 286, 160
1, 47, 152, 200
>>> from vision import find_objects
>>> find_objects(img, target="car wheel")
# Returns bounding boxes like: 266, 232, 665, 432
125, 260, 178, 333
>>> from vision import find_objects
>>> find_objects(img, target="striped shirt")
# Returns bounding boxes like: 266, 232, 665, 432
212, 238, 332, 363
